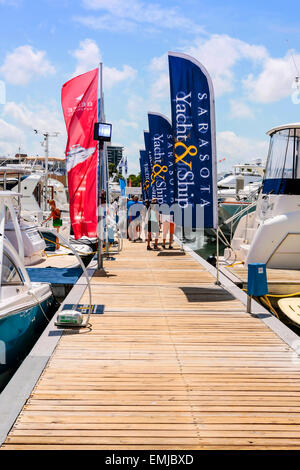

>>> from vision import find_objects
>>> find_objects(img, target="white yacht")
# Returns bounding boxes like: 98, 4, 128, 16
218, 160, 264, 199
217, 161, 264, 237
0, 165, 92, 261
0, 192, 54, 388
224, 123, 300, 269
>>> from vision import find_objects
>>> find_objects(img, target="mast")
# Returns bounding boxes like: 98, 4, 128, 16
97, 63, 104, 269
33, 129, 59, 211
44, 133, 49, 211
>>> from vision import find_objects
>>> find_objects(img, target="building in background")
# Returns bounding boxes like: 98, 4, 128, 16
107, 144, 123, 168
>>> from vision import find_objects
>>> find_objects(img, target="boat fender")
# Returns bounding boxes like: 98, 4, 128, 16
207, 254, 217, 267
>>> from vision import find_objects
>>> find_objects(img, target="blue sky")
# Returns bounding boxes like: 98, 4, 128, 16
0, 0, 300, 173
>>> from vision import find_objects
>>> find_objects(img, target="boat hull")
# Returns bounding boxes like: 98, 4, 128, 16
218, 201, 256, 235
0, 295, 55, 390
246, 211, 300, 269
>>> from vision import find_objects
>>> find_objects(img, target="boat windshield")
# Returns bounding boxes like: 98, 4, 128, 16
265, 128, 300, 180
1, 253, 24, 285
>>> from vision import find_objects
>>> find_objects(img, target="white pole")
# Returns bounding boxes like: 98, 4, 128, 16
0, 204, 5, 299
44, 133, 49, 211
105, 142, 110, 258
216, 225, 220, 285
7, 197, 24, 263
97, 63, 104, 270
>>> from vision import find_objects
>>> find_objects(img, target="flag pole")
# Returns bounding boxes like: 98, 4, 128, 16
97, 62, 104, 270
104, 141, 110, 258
100, 90, 110, 259
216, 225, 220, 285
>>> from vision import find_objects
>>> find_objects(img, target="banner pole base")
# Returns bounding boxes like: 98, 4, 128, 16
215, 225, 221, 286
97, 239, 104, 270
247, 295, 252, 314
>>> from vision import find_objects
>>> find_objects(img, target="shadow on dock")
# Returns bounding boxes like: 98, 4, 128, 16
180, 286, 235, 302
157, 251, 186, 257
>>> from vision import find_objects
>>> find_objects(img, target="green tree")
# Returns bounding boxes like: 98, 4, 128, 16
109, 162, 123, 180
128, 173, 141, 187
109, 162, 117, 177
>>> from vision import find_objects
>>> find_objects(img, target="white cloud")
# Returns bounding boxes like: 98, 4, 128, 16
104, 65, 137, 90
217, 131, 268, 167
146, 36, 300, 108
71, 39, 137, 89
149, 54, 167, 73
127, 94, 146, 121
125, 140, 144, 173
107, 117, 143, 174
148, 35, 268, 102
0, 45, 55, 86
73, 14, 137, 33
185, 35, 268, 97
72, 38, 101, 77
0, 118, 19, 140
148, 54, 170, 101
229, 100, 254, 119
110, 118, 139, 146
3, 101, 66, 157
243, 52, 299, 103
151, 73, 169, 100
77, 0, 203, 33
4, 101, 65, 134
113, 119, 139, 131
0, 118, 26, 156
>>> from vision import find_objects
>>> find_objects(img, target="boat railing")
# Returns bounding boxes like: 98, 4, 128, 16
224, 199, 257, 225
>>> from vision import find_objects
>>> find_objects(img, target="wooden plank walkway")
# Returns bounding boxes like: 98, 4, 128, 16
2, 240, 300, 449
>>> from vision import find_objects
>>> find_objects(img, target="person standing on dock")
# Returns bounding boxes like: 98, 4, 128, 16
127, 195, 135, 240
143, 199, 150, 242
146, 198, 160, 251
128, 196, 143, 242
111, 198, 119, 225
162, 213, 175, 249
42, 199, 62, 250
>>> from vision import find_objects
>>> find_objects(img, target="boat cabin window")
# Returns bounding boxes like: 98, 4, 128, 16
265, 128, 300, 180
1, 253, 24, 286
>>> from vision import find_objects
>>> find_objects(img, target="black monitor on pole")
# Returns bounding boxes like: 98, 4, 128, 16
94, 122, 112, 145
94, 122, 112, 269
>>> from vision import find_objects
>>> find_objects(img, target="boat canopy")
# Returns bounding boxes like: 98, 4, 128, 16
267, 123, 300, 136
263, 125, 300, 195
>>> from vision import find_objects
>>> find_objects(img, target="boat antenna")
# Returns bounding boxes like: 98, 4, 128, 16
286, 39, 300, 80
33, 129, 60, 211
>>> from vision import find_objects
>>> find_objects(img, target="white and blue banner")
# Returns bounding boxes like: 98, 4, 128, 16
117, 155, 125, 173
148, 112, 175, 206
144, 130, 156, 199
139, 152, 146, 200
139, 150, 151, 201
168, 51, 217, 228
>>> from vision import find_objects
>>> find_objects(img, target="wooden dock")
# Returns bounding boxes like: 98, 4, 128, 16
2, 240, 300, 450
